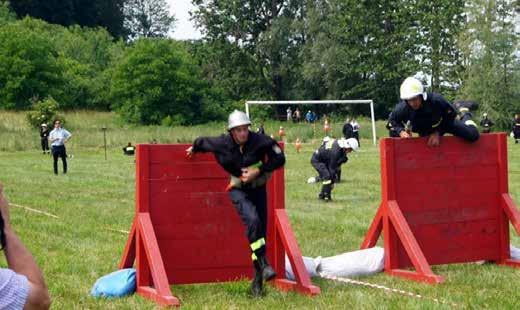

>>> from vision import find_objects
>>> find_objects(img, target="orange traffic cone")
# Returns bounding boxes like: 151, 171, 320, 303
323, 120, 331, 134
295, 138, 302, 153
278, 126, 285, 140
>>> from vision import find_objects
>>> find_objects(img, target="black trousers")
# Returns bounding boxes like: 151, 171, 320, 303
229, 186, 267, 258
52, 145, 67, 174
422, 114, 480, 142
41, 138, 49, 152
311, 158, 332, 182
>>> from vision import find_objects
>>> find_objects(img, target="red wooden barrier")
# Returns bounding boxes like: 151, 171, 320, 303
120, 144, 319, 306
361, 133, 520, 284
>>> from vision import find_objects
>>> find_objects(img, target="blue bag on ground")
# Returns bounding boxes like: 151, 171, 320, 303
91, 268, 136, 298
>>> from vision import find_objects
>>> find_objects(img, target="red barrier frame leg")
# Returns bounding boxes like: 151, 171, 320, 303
272, 209, 320, 296
361, 201, 444, 284
497, 194, 520, 268
120, 214, 180, 307
360, 203, 384, 249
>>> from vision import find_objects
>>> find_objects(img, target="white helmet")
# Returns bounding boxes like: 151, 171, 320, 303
338, 138, 359, 151
400, 77, 427, 101
227, 110, 251, 130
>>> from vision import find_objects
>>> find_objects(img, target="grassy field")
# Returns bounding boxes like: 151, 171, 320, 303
1, 111, 520, 309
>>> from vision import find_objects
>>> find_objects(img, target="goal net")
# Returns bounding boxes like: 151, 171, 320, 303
245, 100, 377, 145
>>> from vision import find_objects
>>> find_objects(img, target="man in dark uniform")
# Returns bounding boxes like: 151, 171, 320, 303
123, 142, 135, 155
342, 119, 354, 139
186, 110, 285, 297
480, 113, 494, 133
389, 77, 479, 146
310, 137, 358, 201
513, 114, 520, 144
39, 124, 50, 154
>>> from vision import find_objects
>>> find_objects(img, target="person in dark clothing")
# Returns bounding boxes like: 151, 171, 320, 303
256, 122, 265, 135
386, 113, 401, 137
513, 114, 520, 144
342, 119, 354, 139
310, 138, 358, 201
480, 113, 494, 133
389, 77, 479, 146
187, 110, 285, 298
39, 124, 50, 154
123, 142, 135, 155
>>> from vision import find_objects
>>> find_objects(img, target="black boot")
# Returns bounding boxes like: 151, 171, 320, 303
258, 255, 276, 281
323, 184, 332, 201
250, 268, 263, 298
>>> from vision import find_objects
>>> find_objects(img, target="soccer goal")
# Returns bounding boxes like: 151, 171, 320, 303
245, 100, 377, 145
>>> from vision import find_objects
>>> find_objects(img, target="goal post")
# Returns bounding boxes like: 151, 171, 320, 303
245, 100, 377, 145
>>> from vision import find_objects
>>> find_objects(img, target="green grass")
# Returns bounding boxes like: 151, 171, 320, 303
1, 111, 520, 309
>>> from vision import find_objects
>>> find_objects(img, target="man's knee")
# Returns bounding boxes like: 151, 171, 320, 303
465, 124, 480, 142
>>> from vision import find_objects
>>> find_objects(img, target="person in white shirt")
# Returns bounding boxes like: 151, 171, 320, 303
286, 107, 292, 122
48, 120, 72, 175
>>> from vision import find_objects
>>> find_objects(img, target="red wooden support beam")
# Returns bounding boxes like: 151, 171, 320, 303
119, 219, 136, 269
273, 209, 320, 296
360, 203, 384, 249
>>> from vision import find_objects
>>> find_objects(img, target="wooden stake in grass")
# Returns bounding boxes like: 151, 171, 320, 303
9, 203, 59, 219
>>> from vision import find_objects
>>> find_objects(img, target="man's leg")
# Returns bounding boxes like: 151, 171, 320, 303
446, 113, 480, 143
60, 147, 68, 174
311, 161, 331, 200
52, 148, 59, 175
229, 188, 274, 297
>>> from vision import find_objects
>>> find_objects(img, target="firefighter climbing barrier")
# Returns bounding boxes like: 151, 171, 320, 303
361, 133, 520, 284
119, 144, 319, 306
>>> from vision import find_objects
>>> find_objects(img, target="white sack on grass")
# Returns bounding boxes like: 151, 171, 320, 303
317, 247, 384, 277
510, 245, 520, 260
285, 255, 320, 280
284, 247, 384, 280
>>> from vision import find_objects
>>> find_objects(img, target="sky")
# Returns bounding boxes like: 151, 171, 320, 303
166, 0, 203, 40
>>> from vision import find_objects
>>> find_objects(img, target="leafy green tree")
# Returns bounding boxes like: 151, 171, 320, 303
192, 0, 303, 104
0, 0, 15, 25
412, 0, 465, 97
0, 19, 63, 109
110, 38, 220, 125
8, 0, 126, 38
299, 0, 421, 116
459, 0, 519, 128
124, 0, 175, 39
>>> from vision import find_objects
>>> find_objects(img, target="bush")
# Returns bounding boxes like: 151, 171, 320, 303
110, 38, 223, 126
0, 19, 64, 109
26, 96, 65, 129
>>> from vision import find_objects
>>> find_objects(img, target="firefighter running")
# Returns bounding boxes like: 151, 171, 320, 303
186, 110, 285, 297
388, 77, 479, 146
310, 137, 359, 201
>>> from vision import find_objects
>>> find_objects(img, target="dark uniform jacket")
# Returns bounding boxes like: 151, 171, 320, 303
480, 117, 494, 132
192, 131, 285, 178
311, 140, 348, 179
389, 93, 457, 137
342, 123, 354, 139
40, 128, 49, 139
513, 118, 520, 135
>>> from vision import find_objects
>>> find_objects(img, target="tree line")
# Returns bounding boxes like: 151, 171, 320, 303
0, 0, 518, 127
